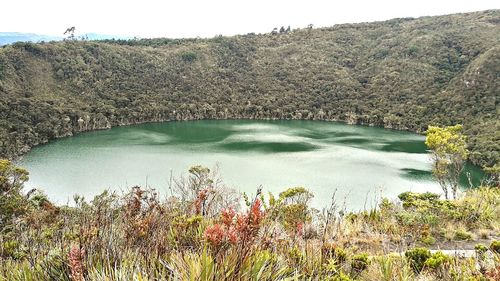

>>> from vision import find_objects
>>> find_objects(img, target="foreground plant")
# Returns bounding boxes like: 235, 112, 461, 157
0, 162, 499, 280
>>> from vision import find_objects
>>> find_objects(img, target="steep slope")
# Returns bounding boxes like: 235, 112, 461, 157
0, 10, 498, 166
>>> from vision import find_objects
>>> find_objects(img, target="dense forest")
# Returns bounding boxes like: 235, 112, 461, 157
0, 10, 498, 166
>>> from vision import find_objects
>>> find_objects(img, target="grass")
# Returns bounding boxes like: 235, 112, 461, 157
0, 163, 499, 280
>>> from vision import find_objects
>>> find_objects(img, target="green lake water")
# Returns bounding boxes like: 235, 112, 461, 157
19, 120, 484, 209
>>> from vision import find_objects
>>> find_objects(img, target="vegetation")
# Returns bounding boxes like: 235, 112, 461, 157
0, 9, 498, 280
426, 125, 468, 199
0, 10, 498, 169
0, 160, 499, 280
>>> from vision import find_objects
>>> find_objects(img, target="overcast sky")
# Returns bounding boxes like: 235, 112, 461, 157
2, 0, 499, 38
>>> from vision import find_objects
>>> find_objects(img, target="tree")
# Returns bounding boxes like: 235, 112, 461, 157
267, 187, 314, 235
0, 159, 30, 230
64, 26, 76, 40
425, 125, 468, 199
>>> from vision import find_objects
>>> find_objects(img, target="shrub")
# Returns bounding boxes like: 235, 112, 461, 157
453, 230, 472, 241
288, 246, 304, 265
275, 187, 314, 233
333, 247, 348, 264
420, 235, 437, 246
475, 244, 488, 262
181, 52, 197, 62
0, 159, 30, 231
474, 243, 488, 254
424, 251, 451, 270
351, 253, 369, 272
0, 240, 26, 260
405, 247, 431, 273
490, 240, 500, 254
398, 191, 439, 204
322, 243, 347, 263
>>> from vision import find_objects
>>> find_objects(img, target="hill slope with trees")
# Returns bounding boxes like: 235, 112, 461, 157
0, 10, 498, 166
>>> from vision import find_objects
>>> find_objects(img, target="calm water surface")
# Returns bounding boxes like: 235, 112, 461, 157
20, 120, 483, 209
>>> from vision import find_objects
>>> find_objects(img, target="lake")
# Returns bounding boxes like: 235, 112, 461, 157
19, 120, 483, 209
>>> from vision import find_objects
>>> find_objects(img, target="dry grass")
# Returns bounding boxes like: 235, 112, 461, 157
0, 164, 499, 280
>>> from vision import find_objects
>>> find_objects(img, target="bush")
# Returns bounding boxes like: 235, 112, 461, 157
490, 240, 500, 254
420, 235, 437, 246
424, 251, 451, 270
351, 253, 369, 272
288, 246, 304, 265
322, 243, 347, 263
0, 240, 25, 260
181, 52, 197, 62
474, 243, 488, 253
453, 230, 472, 241
398, 191, 440, 204
475, 244, 488, 262
0, 159, 30, 231
405, 247, 431, 273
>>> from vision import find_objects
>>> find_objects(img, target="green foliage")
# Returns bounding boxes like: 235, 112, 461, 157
398, 191, 440, 202
420, 235, 437, 246
424, 251, 451, 270
0, 159, 30, 231
271, 187, 314, 233
333, 248, 347, 264
405, 247, 431, 273
0, 240, 25, 260
475, 243, 489, 263
490, 240, 500, 254
398, 191, 440, 208
351, 253, 370, 272
425, 125, 469, 199
0, 162, 498, 280
453, 230, 472, 241
181, 52, 197, 62
426, 125, 468, 157
322, 243, 349, 269
288, 246, 304, 265
0, 11, 498, 168
474, 243, 488, 253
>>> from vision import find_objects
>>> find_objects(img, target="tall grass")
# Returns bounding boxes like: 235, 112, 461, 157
1, 163, 499, 280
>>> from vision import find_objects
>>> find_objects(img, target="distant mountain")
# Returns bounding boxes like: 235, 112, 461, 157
0, 32, 61, 45
0, 32, 130, 46
82, 33, 132, 41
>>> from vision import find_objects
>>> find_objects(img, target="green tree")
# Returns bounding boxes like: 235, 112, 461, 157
0, 159, 30, 230
425, 125, 468, 199
267, 187, 314, 234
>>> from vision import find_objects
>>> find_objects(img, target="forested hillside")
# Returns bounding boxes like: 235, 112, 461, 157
0, 10, 498, 166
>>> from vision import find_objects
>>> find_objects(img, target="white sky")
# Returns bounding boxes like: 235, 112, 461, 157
2, 0, 499, 38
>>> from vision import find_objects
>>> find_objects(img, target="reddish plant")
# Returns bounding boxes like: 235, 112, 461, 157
226, 226, 238, 244
296, 222, 304, 237
68, 245, 85, 281
204, 223, 225, 247
221, 207, 236, 226
249, 199, 264, 226
194, 188, 209, 215
485, 264, 500, 280
204, 199, 265, 249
